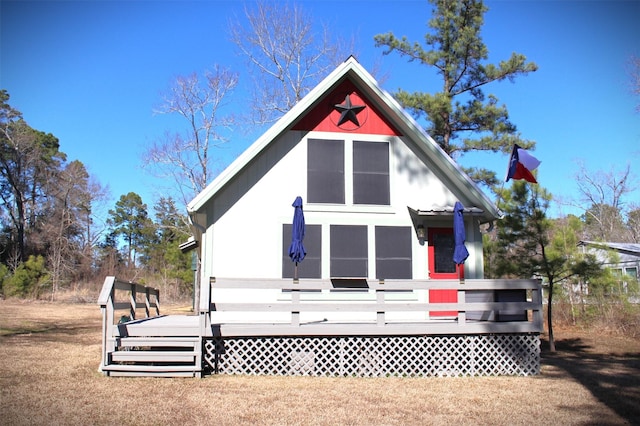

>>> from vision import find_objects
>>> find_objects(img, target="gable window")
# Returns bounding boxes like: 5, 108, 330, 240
375, 226, 412, 279
307, 139, 344, 204
353, 141, 390, 205
330, 225, 367, 277
307, 138, 390, 206
282, 224, 322, 279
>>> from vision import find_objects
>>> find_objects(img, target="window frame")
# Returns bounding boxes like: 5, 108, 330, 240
330, 224, 368, 278
307, 138, 345, 204
352, 140, 390, 206
306, 137, 392, 208
375, 226, 412, 279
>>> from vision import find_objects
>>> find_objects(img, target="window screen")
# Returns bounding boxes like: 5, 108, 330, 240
330, 225, 367, 277
375, 226, 412, 279
282, 224, 322, 278
307, 139, 344, 204
353, 141, 390, 205
433, 232, 456, 274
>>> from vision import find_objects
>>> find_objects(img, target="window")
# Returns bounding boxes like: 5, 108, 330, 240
430, 229, 456, 275
307, 139, 390, 206
282, 224, 322, 278
625, 267, 637, 279
307, 139, 344, 204
353, 141, 389, 205
330, 225, 367, 277
375, 226, 412, 279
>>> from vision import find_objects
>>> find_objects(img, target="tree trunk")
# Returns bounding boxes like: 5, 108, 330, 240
547, 280, 556, 352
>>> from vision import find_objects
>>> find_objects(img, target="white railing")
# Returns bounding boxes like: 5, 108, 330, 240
204, 277, 543, 336
97, 276, 161, 370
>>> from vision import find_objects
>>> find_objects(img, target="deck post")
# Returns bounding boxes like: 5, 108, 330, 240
98, 276, 117, 372
154, 291, 160, 316
145, 287, 151, 318
376, 280, 385, 326
129, 282, 136, 321
457, 288, 466, 325
531, 284, 544, 329
291, 278, 300, 327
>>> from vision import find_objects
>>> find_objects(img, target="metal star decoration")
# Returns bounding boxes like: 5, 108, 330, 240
334, 94, 366, 127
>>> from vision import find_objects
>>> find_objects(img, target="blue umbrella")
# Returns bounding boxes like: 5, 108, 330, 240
453, 201, 469, 266
288, 196, 306, 279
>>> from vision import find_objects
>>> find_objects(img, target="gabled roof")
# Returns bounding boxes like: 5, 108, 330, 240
188, 56, 501, 223
578, 241, 640, 256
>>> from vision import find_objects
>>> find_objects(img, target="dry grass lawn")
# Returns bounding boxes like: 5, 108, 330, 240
1, 299, 639, 425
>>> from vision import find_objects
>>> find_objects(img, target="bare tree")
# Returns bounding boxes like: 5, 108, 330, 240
44, 160, 87, 299
626, 204, 640, 243
76, 175, 110, 282
144, 66, 238, 205
229, 0, 353, 124
572, 162, 637, 242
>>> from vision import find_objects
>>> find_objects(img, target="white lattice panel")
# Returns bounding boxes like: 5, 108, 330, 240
203, 334, 540, 377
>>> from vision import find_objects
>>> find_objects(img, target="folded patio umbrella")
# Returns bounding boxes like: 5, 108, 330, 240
288, 196, 306, 280
453, 201, 469, 266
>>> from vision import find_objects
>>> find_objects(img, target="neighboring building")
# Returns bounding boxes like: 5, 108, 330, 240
578, 240, 640, 291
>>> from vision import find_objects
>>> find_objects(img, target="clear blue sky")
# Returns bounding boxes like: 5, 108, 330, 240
2, 0, 639, 220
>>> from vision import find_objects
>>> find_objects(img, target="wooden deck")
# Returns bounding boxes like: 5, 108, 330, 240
115, 315, 199, 337
99, 276, 543, 377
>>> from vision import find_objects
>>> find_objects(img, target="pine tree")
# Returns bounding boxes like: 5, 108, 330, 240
106, 192, 153, 269
491, 181, 601, 351
374, 0, 538, 188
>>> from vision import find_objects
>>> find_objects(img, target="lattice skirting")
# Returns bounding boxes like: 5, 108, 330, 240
203, 334, 540, 377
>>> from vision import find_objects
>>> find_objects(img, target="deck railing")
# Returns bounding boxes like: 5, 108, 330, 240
97, 276, 161, 369
203, 277, 543, 336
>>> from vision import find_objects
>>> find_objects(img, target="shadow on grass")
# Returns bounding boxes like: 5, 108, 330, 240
542, 337, 640, 425
0, 321, 100, 345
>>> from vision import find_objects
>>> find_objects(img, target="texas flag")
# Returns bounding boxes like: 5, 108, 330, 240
505, 144, 541, 183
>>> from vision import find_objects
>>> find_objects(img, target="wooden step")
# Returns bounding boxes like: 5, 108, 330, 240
116, 336, 199, 348
110, 350, 197, 363
101, 363, 200, 378
102, 364, 199, 372
103, 335, 202, 378
104, 370, 198, 378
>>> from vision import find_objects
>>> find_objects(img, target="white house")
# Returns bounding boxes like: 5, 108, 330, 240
578, 240, 640, 292
98, 57, 542, 378
187, 57, 501, 303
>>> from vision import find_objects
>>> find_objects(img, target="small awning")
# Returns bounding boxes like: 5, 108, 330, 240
407, 206, 485, 217
407, 206, 486, 238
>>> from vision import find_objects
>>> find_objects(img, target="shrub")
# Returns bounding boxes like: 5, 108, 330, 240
0, 263, 9, 297
3, 255, 50, 298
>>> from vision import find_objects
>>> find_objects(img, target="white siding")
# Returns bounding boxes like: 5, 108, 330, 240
201, 130, 483, 283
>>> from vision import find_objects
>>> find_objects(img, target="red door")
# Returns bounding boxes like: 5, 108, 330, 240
428, 228, 462, 317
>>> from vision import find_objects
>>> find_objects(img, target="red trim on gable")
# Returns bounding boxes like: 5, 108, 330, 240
292, 80, 402, 136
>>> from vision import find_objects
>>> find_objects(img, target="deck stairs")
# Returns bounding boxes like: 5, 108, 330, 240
102, 334, 202, 378
101, 314, 202, 378
98, 277, 203, 377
